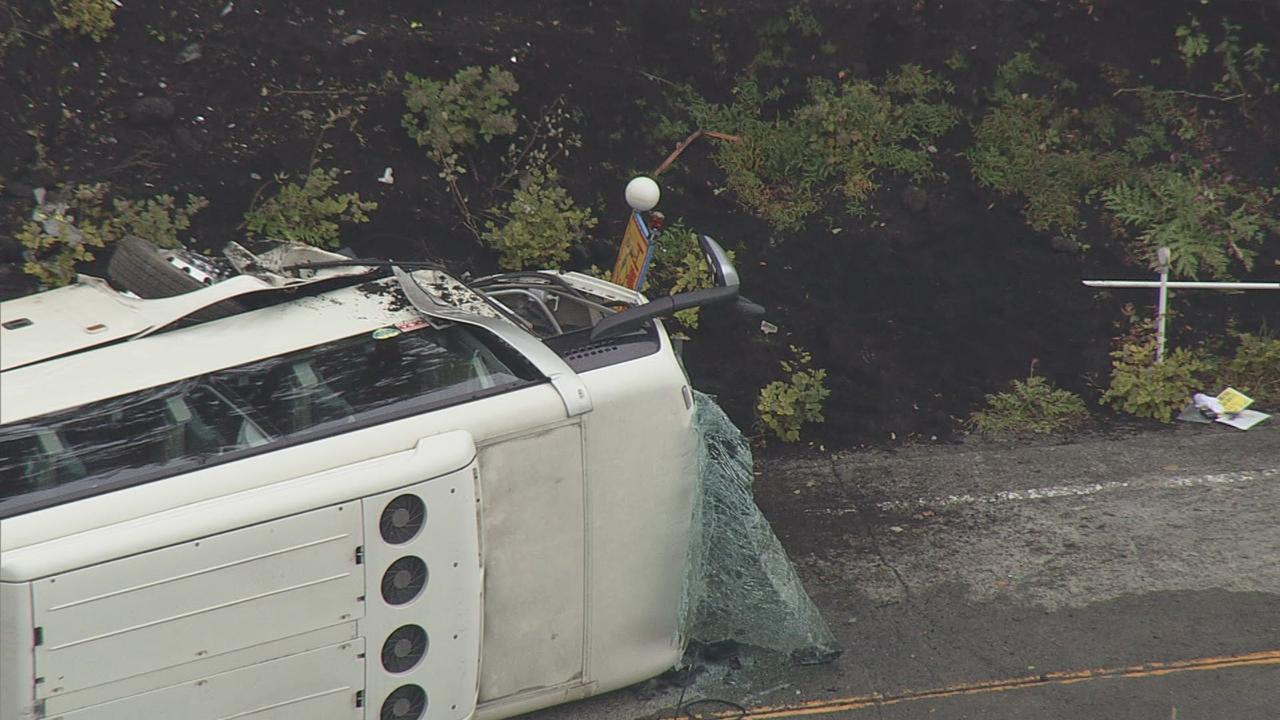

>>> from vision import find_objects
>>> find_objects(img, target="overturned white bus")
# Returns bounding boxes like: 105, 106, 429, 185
0, 233, 742, 720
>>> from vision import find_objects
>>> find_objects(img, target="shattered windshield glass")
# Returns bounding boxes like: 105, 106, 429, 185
682, 391, 838, 662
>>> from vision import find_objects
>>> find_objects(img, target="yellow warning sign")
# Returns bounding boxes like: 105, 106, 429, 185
611, 212, 653, 291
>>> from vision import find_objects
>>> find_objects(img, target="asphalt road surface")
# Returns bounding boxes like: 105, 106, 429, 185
525, 419, 1280, 720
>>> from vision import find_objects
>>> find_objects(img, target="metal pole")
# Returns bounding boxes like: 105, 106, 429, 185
1155, 247, 1170, 364
1082, 280, 1280, 290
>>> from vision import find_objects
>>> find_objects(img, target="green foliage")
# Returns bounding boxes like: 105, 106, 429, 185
969, 60, 1131, 234
970, 51, 1278, 281
969, 374, 1089, 434
786, 4, 822, 36
18, 184, 110, 287
1175, 19, 1209, 68
112, 194, 209, 249
687, 66, 958, 230
1102, 339, 1211, 422
756, 347, 831, 442
990, 51, 1040, 102
645, 220, 735, 329
51, 0, 116, 41
1102, 167, 1278, 279
402, 66, 519, 180
1219, 333, 1280, 405
481, 166, 597, 271
244, 168, 376, 248
18, 185, 208, 286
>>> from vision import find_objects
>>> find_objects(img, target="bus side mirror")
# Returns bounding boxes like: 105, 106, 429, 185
589, 235, 741, 341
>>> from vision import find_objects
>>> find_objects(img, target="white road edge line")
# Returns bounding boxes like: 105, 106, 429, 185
807, 468, 1279, 516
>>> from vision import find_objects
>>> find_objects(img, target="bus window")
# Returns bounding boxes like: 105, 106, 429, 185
0, 324, 541, 506
0, 430, 88, 498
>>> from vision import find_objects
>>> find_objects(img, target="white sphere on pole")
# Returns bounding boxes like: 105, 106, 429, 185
625, 176, 661, 212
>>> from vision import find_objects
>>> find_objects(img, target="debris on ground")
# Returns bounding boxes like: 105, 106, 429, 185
1179, 388, 1270, 431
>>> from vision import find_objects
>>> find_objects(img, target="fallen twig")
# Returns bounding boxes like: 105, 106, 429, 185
1112, 87, 1246, 102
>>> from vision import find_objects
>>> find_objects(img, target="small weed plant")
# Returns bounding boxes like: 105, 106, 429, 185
969, 372, 1089, 434
481, 166, 597, 271
1175, 19, 1209, 68
18, 184, 207, 286
757, 346, 831, 442
244, 168, 376, 248
52, 0, 116, 41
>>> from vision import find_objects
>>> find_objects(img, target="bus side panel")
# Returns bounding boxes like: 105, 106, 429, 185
30, 504, 365, 698
476, 423, 586, 701
0, 581, 35, 720
50, 639, 364, 720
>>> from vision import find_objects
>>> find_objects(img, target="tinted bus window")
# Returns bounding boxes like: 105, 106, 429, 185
0, 324, 539, 504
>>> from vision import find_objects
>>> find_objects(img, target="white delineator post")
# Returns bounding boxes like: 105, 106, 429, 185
1084, 248, 1280, 364
1155, 247, 1171, 364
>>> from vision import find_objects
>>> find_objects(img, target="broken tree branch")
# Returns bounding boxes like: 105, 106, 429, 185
652, 129, 741, 177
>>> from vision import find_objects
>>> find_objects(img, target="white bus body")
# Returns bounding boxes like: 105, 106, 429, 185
0, 239, 741, 720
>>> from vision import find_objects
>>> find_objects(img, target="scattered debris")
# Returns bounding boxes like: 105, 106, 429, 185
1178, 388, 1270, 430
341, 30, 368, 46
176, 43, 203, 65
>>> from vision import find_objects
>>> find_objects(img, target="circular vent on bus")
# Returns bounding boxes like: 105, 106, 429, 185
381, 556, 428, 605
380, 494, 426, 545
380, 684, 427, 720
381, 624, 429, 673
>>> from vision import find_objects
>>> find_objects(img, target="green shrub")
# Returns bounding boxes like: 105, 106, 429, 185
18, 184, 207, 286
52, 0, 116, 41
402, 66, 519, 180
481, 166, 597, 270
244, 168, 376, 248
685, 66, 958, 230
1102, 339, 1211, 422
1220, 333, 1280, 405
756, 347, 831, 442
969, 374, 1089, 434
1102, 167, 1278, 279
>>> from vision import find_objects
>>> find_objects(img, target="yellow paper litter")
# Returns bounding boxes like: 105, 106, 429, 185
1216, 387, 1254, 415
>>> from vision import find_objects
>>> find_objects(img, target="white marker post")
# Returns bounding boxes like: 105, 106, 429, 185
1155, 247, 1170, 364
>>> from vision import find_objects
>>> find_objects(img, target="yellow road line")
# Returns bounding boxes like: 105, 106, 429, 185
682, 650, 1280, 719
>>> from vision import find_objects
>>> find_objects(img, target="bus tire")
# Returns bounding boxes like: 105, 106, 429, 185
107, 236, 243, 320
